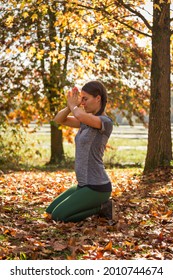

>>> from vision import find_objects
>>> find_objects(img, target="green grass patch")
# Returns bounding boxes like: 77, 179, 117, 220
0, 126, 148, 170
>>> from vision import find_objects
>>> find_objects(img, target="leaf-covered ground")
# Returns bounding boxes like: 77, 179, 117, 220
0, 168, 173, 260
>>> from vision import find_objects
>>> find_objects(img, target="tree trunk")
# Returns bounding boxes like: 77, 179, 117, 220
144, 1, 172, 173
49, 123, 64, 164
47, 6, 67, 164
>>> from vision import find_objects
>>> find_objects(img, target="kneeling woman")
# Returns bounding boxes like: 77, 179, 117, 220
46, 80, 114, 222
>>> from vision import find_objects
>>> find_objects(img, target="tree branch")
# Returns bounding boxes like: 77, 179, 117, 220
69, 1, 152, 37
115, 16, 152, 37
116, 0, 152, 31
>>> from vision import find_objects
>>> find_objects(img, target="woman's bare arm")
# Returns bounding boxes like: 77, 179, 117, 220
53, 107, 80, 128
70, 106, 102, 129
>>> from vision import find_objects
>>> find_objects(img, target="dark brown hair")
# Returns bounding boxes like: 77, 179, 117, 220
82, 80, 107, 116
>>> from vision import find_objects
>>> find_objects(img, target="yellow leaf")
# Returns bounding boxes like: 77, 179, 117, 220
58, 53, 65, 60
25, 36, 31, 40
54, 36, 61, 43
29, 46, 36, 54
20, 1, 26, 9
52, 57, 58, 64
31, 13, 38, 22
154, 4, 161, 11
6, 48, 11, 54
18, 46, 24, 52
123, 241, 133, 247
36, 50, 44, 60
81, 51, 88, 57
22, 12, 29, 18
54, 21, 60, 27
5, 16, 14, 27
88, 52, 94, 60
49, 50, 58, 57
65, 36, 71, 43
28, 46, 36, 58
130, 198, 141, 204
40, 4, 48, 14
50, 42, 56, 48
99, 59, 107, 67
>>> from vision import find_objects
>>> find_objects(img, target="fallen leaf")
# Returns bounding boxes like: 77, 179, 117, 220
52, 241, 67, 251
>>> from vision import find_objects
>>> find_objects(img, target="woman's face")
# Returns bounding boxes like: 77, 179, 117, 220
80, 91, 101, 114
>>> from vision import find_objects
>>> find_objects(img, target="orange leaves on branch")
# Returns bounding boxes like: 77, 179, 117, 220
2, 0, 151, 128
63, 127, 76, 143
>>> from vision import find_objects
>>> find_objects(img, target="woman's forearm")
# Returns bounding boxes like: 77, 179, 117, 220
53, 107, 71, 124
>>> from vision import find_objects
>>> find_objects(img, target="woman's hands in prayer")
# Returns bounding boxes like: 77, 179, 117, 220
67, 87, 81, 110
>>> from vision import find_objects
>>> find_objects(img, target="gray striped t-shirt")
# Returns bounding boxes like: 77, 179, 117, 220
75, 115, 113, 188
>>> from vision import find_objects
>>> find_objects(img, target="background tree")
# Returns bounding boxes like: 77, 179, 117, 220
144, 0, 172, 172
1, 0, 104, 163
82, 0, 173, 172
115, 0, 172, 172
0, 0, 151, 164
108, 0, 172, 172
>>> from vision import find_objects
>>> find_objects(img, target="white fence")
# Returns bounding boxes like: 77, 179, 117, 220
28, 123, 148, 139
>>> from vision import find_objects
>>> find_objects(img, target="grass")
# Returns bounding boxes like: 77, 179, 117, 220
32, 133, 147, 168
0, 128, 148, 171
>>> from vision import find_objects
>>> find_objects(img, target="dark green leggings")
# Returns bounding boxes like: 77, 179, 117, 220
46, 185, 111, 222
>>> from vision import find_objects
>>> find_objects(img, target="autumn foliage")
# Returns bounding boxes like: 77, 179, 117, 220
1, 168, 173, 260
0, 0, 173, 261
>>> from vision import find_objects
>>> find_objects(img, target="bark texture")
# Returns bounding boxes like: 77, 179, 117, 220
144, 1, 172, 172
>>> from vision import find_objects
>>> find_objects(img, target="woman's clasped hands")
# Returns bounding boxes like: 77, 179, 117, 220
67, 87, 81, 110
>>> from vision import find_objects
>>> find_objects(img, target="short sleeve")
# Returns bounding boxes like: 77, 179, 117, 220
99, 116, 113, 137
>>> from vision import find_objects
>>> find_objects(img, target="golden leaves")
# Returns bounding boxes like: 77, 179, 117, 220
36, 50, 44, 60
28, 46, 36, 58
20, 1, 26, 10
5, 16, 14, 28
22, 12, 29, 18
39, 4, 48, 15
31, 13, 38, 22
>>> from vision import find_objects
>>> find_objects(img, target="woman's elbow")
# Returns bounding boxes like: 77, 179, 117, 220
53, 117, 62, 125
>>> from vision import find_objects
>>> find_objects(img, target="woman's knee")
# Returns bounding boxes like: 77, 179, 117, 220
51, 202, 71, 222
51, 207, 62, 221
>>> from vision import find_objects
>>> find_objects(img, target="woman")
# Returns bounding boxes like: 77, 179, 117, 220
46, 80, 114, 222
